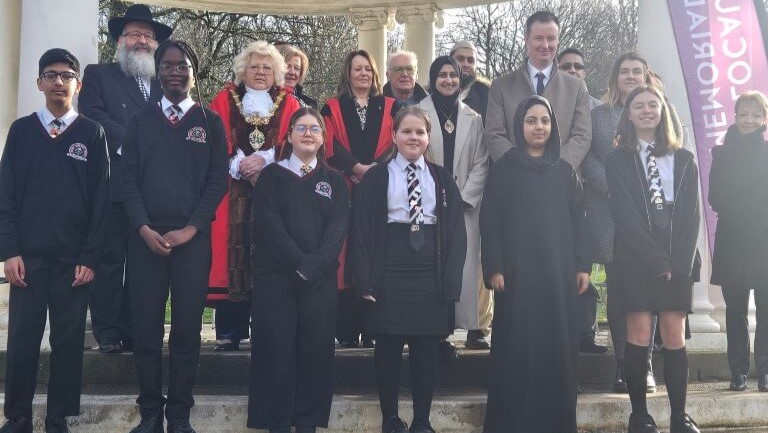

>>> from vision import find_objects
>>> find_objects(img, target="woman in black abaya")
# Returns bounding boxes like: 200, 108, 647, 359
480, 96, 591, 433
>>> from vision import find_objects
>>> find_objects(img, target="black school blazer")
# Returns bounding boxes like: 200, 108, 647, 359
350, 159, 467, 302
606, 147, 700, 279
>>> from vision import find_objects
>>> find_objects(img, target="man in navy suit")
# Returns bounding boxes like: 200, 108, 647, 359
79, 4, 172, 354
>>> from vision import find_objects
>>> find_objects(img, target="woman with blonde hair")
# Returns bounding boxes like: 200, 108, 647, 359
207, 40, 300, 351
278, 44, 318, 108
321, 49, 400, 349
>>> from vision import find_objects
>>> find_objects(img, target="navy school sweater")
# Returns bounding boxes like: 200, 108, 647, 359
122, 103, 228, 232
250, 162, 350, 282
0, 113, 110, 269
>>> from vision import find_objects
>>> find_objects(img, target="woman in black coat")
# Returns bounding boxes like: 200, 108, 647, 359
351, 106, 467, 433
480, 96, 591, 433
709, 90, 768, 393
606, 86, 700, 433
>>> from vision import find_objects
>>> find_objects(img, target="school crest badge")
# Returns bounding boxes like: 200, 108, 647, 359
186, 127, 206, 143
66, 143, 88, 161
315, 181, 332, 199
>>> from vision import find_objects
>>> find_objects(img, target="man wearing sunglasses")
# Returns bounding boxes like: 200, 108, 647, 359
383, 51, 428, 105
78, 4, 173, 355
557, 47, 603, 110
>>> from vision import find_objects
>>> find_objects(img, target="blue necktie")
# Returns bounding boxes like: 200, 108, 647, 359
535, 72, 545, 96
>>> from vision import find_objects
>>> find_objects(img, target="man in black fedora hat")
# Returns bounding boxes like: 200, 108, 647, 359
79, 4, 172, 355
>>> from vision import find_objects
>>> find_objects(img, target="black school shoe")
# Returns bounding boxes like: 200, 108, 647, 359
579, 340, 608, 353
129, 408, 164, 433
0, 417, 32, 433
44, 416, 70, 433
627, 412, 659, 433
409, 421, 436, 433
382, 416, 409, 433
167, 418, 196, 433
669, 413, 700, 433
730, 373, 747, 391
465, 330, 490, 350
438, 340, 459, 361
759, 373, 768, 392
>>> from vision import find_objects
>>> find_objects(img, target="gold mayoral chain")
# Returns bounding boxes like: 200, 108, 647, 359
229, 88, 286, 150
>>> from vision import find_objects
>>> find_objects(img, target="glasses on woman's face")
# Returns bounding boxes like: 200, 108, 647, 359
159, 63, 191, 74
249, 64, 273, 74
293, 124, 323, 136
40, 71, 79, 83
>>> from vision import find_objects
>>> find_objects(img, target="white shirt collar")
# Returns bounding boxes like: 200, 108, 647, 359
527, 60, 554, 81
245, 85, 270, 96
38, 106, 78, 127
638, 138, 655, 154
289, 153, 317, 172
160, 96, 195, 116
394, 152, 426, 171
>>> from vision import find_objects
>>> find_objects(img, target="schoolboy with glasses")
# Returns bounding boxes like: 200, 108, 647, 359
0, 48, 110, 433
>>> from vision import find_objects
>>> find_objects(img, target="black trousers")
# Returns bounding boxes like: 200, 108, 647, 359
4, 259, 89, 418
213, 299, 250, 341
722, 286, 768, 375
577, 283, 599, 343
337, 288, 371, 343
90, 201, 132, 346
374, 334, 439, 429
127, 229, 210, 420
248, 271, 337, 429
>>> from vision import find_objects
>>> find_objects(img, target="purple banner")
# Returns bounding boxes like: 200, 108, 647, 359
667, 0, 768, 253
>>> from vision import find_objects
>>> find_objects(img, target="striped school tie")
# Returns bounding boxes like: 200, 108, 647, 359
406, 162, 425, 251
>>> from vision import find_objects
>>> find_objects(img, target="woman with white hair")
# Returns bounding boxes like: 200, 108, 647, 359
207, 40, 301, 352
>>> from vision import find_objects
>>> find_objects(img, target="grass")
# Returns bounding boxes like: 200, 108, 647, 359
592, 263, 608, 324
164, 298, 214, 324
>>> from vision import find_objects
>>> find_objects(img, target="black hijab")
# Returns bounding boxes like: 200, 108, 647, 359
428, 56, 461, 113
506, 95, 561, 171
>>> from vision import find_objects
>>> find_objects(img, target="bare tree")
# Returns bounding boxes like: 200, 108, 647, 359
438, 0, 638, 98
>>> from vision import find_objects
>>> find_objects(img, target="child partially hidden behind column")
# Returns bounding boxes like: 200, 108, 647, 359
351, 106, 467, 433
0, 48, 110, 433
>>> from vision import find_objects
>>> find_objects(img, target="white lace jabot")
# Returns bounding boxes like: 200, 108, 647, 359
242, 86, 274, 117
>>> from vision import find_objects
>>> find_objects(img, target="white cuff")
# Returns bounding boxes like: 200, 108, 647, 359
229, 148, 246, 179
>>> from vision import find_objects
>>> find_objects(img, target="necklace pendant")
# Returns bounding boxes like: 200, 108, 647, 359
444, 119, 455, 134
249, 129, 266, 150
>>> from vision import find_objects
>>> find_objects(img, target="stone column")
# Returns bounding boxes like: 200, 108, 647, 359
637, 0, 723, 350
0, 0, 22, 350
349, 7, 394, 79
397, 4, 443, 87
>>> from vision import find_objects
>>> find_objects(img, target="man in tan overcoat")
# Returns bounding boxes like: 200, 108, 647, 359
485, 11, 592, 168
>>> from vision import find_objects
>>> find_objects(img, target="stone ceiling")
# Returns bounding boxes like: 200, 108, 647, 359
140, 0, 498, 15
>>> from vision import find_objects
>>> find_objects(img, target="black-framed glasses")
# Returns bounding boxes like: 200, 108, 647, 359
559, 62, 585, 71
158, 63, 192, 74
293, 124, 323, 136
122, 31, 156, 42
40, 71, 79, 83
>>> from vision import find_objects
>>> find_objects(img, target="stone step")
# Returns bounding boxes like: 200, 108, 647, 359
4, 384, 767, 433
0, 347, 752, 393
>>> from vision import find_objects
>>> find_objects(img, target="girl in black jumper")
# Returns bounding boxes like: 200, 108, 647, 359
122, 40, 228, 433
247, 108, 350, 433
351, 106, 467, 433
606, 86, 700, 433
709, 90, 768, 392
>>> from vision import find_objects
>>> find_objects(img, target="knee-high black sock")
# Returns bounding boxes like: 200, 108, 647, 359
625, 343, 649, 415
663, 347, 688, 415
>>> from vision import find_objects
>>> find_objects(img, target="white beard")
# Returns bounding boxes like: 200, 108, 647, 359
118, 44, 156, 80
